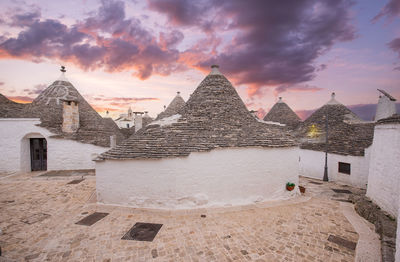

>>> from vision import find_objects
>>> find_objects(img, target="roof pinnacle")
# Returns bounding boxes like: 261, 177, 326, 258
209, 64, 222, 75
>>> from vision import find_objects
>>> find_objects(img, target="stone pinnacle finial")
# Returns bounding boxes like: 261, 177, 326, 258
60, 66, 66, 73
210, 64, 222, 75
326, 92, 340, 105
177, 91, 180, 95
278, 97, 283, 103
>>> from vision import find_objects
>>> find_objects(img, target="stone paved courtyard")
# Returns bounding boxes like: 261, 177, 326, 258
0, 171, 378, 262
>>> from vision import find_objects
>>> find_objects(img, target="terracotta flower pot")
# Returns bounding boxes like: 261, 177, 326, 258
299, 186, 306, 193
286, 185, 295, 191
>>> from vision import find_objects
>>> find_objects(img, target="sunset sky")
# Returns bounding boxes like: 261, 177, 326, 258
0, 0, 399, 120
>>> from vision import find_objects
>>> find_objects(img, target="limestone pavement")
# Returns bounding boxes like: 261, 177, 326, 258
0, 172, 373, 261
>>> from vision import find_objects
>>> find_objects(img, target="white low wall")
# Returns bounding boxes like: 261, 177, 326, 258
367, 123, 400, 218
397, 203, 400, 262
0, 118, 108, 172
299, 148, 370, 188
96, 147, 300, 209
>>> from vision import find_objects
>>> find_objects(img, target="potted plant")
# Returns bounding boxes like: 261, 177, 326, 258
286, 182, 295, 191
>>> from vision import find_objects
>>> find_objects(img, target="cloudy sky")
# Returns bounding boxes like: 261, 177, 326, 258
0, 0, 399, 120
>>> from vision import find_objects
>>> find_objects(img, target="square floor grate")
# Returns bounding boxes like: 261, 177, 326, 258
309, 181, 323, 185
75, 212, 109, 226
328, 235, 356, 250
67, 179, 85, 185
332, 189, 352, 194
122, 222, 163, 242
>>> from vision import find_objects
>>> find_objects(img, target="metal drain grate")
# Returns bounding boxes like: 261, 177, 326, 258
67, 179, 84, 185
309, 181, 323, 185
328, 235, 356, 250
122, 222, 163, 241
75, 212, 109, 226
332, 189, 352, 194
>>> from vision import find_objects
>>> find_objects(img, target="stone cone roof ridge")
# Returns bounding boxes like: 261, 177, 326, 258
377, 114, 400, 124
263, 98, 301, 128
297, 94, 374, 156
28, 78, 125, 147
155, 92, 186, 120
1, 73, 124, 147
98, 66, 298, 160
0, 93, 33, 118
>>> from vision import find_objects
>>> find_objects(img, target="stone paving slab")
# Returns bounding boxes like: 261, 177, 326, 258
0, 173, 368, 261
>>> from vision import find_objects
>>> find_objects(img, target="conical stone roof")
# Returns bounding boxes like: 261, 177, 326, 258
27, 73, 125, 147
97, 65, 297, 160
0, 93, 33, 118
297, 93, 374, 156
155, 92, 185, 120
263, 97, 301, 128
1, 69, 124, 147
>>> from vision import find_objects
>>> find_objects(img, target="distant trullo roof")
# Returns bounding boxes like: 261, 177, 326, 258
97, 65, 297, 160
1, 67, 124, 147
0, 93, 32, 118
155, 92, 186, 120
263, 97, 301, 128
297, 92, 374, 156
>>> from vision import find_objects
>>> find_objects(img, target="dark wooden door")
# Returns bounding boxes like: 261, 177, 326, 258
30, 138, 47, 171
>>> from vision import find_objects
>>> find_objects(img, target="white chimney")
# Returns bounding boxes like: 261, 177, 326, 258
375, 94, 396, 121
134, 112, 143, 132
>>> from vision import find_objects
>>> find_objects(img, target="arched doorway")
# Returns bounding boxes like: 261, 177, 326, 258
21, 133, 47, 172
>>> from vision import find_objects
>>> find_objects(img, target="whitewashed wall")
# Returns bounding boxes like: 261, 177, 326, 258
96, 147, 299, 209
299, 148, 371, 188
367, 123, 400, 218
397, 201, 400, 262
0, 118, 108, 172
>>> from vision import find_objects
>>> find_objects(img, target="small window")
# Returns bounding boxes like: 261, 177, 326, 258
127, 124, 130, 128
67, 101, 71, 105
338, 162, 351, 175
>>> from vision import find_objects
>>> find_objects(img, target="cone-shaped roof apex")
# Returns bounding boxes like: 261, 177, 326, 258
155, 91, 186, 120
297, 92, 373, 156
263, 97, 301, 128
30, 67, 124, 147
98, 65, 297, 160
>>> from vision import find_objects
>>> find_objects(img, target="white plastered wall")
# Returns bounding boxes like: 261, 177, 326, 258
96, 147, 299, 209
366, 123, 400, 218
397, 201, 400, 262
0, 118, 108, 172
299, 148, 371, 188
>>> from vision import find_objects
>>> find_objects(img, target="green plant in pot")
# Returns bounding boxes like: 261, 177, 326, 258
286, 182, 295, 191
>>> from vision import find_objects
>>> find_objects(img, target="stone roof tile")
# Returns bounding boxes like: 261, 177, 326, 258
377, 114, 400, 124
98, 66, 298, 160
296, 94, 374, 156
155, 92, 185, 120
263, 97, 301, 128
